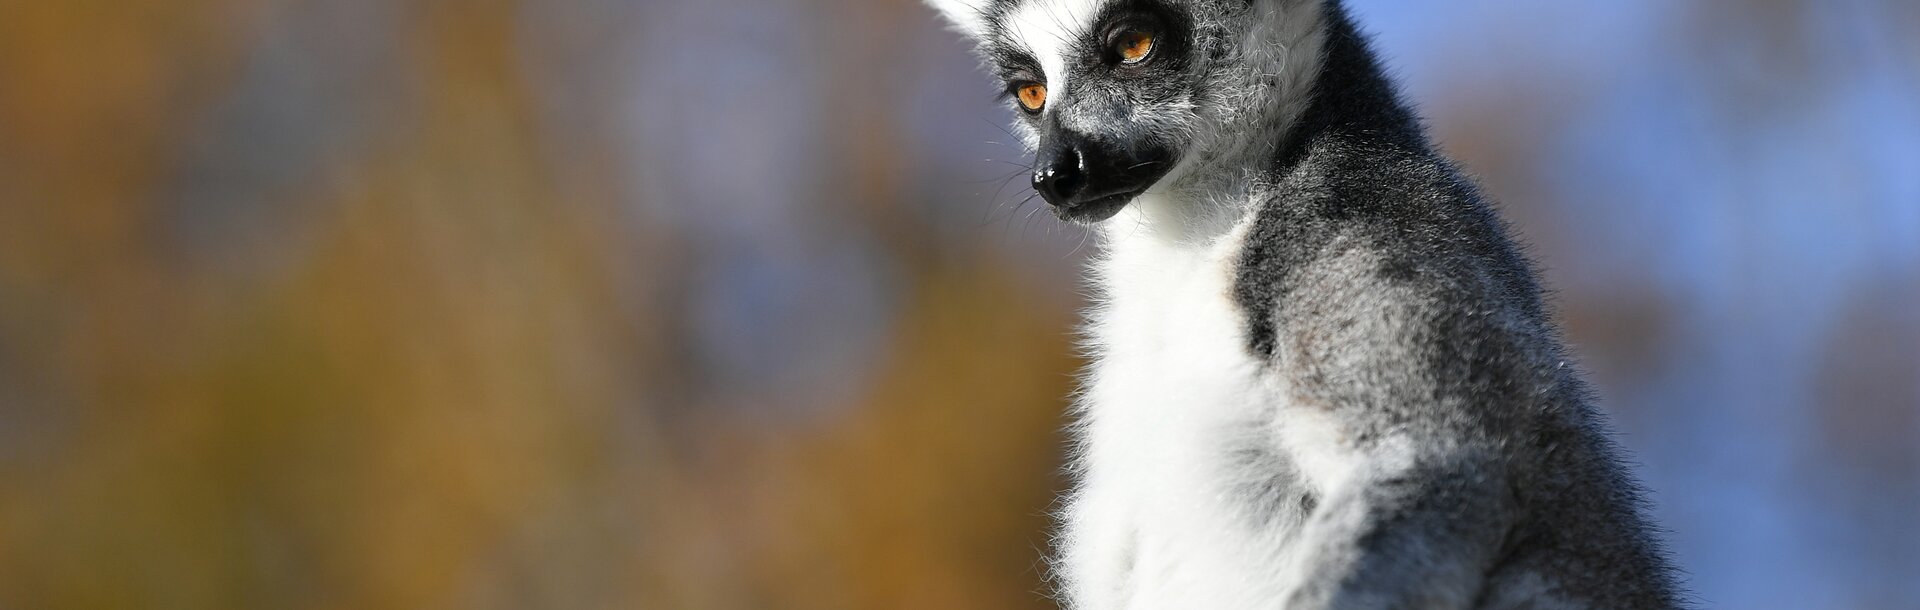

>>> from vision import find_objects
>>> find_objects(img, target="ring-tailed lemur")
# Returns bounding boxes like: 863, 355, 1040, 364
924, 0, 1683, 608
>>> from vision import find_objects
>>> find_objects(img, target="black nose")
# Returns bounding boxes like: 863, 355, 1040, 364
1032, 145, 1083, 207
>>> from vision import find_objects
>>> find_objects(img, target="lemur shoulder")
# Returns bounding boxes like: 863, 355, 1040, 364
923, 1, 1684, 608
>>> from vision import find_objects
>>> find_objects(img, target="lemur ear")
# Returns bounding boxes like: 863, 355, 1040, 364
924, 0, 991, 41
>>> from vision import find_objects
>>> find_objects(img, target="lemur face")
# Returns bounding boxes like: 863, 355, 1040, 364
930, 0, 1253, 222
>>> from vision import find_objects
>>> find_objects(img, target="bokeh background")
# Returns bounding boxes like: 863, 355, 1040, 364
1, 0, 1916, 608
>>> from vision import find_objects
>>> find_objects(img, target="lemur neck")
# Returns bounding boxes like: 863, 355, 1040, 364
1268, 4, 1426, 176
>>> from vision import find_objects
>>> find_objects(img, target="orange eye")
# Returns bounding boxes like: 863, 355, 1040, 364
1016, 83, 1047, 113
1114, 30, 1154, 64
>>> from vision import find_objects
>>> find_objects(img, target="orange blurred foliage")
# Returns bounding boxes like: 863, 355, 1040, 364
0, 1, 1078, 608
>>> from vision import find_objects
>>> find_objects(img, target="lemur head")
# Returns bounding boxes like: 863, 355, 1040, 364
928, 0, 1327, 223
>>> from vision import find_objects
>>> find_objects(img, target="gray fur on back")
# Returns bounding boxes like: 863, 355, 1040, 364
1234, 7, 1683, 607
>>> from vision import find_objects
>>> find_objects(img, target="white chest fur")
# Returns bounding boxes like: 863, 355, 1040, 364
1062, 196, 1337, 609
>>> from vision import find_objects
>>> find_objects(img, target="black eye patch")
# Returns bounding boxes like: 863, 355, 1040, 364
1082, 0, 1191, 73
987, 47, 1042, 85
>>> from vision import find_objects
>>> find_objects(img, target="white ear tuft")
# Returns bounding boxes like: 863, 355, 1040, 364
924, 0, 992, 40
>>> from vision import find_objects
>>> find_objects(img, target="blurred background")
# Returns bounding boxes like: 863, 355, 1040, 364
0, 0, 1915, 608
